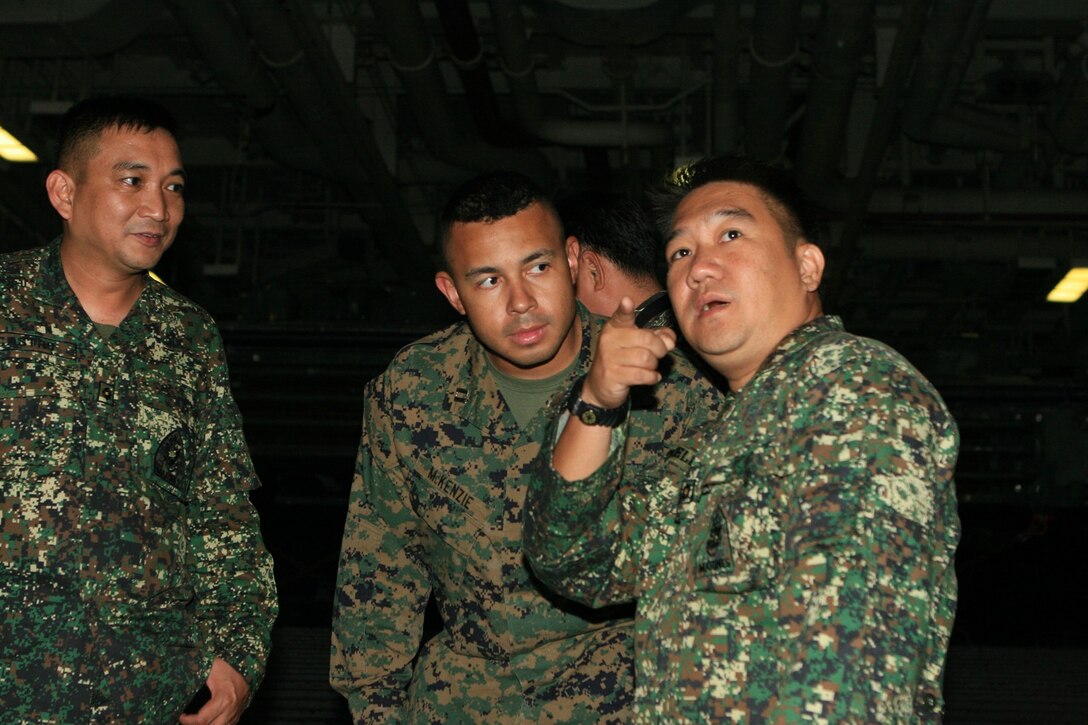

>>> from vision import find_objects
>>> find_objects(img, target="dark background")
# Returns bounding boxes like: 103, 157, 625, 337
2, 0, 1087, 719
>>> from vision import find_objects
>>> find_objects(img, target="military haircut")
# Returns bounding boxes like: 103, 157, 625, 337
55, 95, 179, 176
556, 190, 661, 284
652, 156, 821, 250
438, 170, 559, 269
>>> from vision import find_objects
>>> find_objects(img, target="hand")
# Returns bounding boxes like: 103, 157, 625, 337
582, 297, 677, 409
178, 657, 250, 725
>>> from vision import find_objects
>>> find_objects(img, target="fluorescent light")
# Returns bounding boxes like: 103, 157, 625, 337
1047, 267, 1088, 303
0, 126, 39, 162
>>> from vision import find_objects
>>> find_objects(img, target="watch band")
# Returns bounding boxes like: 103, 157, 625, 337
565, 376, 629, 427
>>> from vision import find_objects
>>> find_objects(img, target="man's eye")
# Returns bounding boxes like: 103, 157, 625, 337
723, 229, 742, 241
529, 263, 550, 274
479, 277, 499, 289
668, 248, 690, 263
166, 182, 185, 194
121, 177, 140, 187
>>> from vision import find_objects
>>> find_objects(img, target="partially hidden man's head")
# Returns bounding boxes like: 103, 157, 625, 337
653, 156, 825, 390
557, 190, 663, 317
48, 96, 186, 276
434, 170, 581, 380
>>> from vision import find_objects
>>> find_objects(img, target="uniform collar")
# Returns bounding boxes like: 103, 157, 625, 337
445, 302, 596, 431
743, 314, 844, 392
35, 237, 79, 309
34, 236, 158, 334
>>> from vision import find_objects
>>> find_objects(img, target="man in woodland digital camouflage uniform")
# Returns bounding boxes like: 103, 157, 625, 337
524, 156, 960, 722
330, 170, 722, 722
0, 96, 277, 724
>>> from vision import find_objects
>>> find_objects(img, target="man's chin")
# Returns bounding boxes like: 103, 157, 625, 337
486, 342, 559, 373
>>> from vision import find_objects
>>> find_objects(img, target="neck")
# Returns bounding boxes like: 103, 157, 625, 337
60, 242, 145, 325
631, 281, 665, 307
723, 304, 824, 393
599, 280, 664, 314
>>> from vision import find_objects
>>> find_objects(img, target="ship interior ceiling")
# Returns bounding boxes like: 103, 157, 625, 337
2, 0, 1088, 654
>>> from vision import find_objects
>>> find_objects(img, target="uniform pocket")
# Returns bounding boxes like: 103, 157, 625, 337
415, 468, 493, 563
133, 371, 197, 502
0, 334, 81, 473
689, 446, 784, 595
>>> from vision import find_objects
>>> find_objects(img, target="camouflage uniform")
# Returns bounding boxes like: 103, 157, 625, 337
0, 241, 278, 724
525, 316, 960, 723
330, 303, 722, 723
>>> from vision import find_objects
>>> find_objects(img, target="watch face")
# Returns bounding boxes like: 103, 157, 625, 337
579, 409, 599, 426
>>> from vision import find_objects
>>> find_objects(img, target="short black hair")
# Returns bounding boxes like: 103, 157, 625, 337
438, 170, 558, 266
55, 95, 179, 173
652, 156, 820, 248
556, 191, 660, 283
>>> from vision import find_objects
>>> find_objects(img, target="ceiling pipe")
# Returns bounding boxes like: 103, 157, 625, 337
744, 0, 803, 162
821, 0, 935, 306
711, 0, 742, 156
221, 0, 431, 281
521, 0, 699, 48
858, 230, 1088, 262
902, 0, 983, 134
934, 0, 989, 115
1047, 40, 1088, 153
487, 0, 674, 149
433, 0, 529, 149
366, 0, 556, 190
0, 0, 156, 57
901, 0, 1024, 151
867, 188, 1088, 217
276, 0, 452, 193
160, 0, 327, 178
794, 0, 876, 202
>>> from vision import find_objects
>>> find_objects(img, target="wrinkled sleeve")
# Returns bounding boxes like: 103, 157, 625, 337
189, 325, 278, 692
526, 358, 723, 609
330, 372, 430, 722
768, 352, 960, 721
524, 418, 638, 608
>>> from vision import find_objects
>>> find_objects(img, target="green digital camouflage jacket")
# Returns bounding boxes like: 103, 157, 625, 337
525, 316, 960, 723
330, 303, 723, 723
0, 241, 278, 724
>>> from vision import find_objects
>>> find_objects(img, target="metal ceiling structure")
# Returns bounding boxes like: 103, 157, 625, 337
1, 0, 1087, 503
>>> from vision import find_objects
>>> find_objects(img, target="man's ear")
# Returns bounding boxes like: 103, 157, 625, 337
796, 242, 825, 292
434, 271, 466, 315
578, 249, 606, 291
46, 170, 75, 220
565, 235, 580, 284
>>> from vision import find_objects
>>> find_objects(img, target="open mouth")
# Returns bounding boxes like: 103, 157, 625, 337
699, 300, 730, 315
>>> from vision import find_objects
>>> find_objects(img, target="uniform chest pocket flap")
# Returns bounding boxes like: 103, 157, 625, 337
0, 335, 81, 471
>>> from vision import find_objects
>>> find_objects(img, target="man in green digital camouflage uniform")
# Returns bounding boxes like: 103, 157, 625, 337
0, 97, 277, 724
330, 170, 722, 722
524, 157, 960, 722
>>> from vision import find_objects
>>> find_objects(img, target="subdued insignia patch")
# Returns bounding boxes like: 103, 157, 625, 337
154, 426, 194, 499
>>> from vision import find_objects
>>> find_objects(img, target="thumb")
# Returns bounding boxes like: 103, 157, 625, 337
608, 296, 638, 328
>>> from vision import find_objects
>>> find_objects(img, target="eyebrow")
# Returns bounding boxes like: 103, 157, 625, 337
667, 206, 754, 242
463, 248, 555, 279
113, 160, 188, 180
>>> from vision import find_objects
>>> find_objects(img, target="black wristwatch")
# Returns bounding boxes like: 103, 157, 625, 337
565, 376, 629, 427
